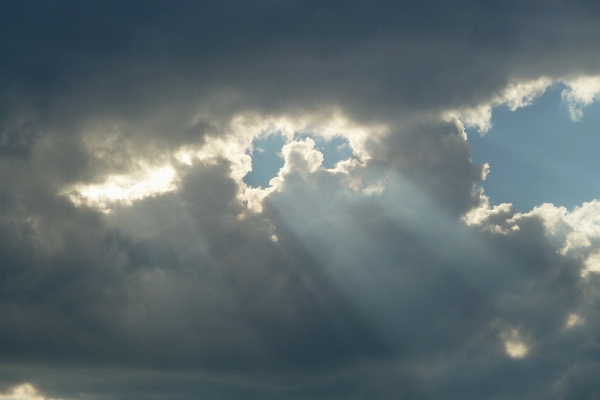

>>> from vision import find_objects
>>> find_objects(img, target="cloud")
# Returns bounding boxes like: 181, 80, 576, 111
2, 1, 600, 399
444, 77, 553, 133
444, 74, 600, 134
63, 164, 178, 212
0, 383, 62, 400
467, 199, 600, 275
561, 75, 600, 121
501, 328, 530, 358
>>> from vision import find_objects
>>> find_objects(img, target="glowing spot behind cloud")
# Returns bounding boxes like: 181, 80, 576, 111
0, 383, 63, 400
501, 329, 529, 358
566, 313, 585, 328
64, 164, 178, 212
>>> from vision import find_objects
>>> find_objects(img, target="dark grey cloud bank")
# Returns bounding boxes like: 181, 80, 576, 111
2, 1, 600, 399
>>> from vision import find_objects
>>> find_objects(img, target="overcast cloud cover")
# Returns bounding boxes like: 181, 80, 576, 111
2, 1, 600, 399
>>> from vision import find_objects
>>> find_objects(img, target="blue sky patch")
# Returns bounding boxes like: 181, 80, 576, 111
244, 133, 355, 188
243, 132, 286, 188
305, 134, 354, 169
467, 84, 600, 212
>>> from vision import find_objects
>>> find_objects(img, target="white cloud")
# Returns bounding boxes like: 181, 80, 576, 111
501, 78, 554, 111
520, 201, 600, 256
462, 193, 513, 230
444, 74, 600, 134
583, 251, 600, 277
443, 77, 552, 134
276, 138, 323, 176
561, 75, 600, 121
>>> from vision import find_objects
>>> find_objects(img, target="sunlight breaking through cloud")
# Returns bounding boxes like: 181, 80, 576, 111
63, 112, 387, 213
63, 164, 178, 212
4, 3, 600, 399
501, 329, 530, 359
565, 313, 585, 329
0, 384, 63, 400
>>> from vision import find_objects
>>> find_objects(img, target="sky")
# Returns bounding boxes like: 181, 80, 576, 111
1, 1, 600, 399
467, 83, 600, 212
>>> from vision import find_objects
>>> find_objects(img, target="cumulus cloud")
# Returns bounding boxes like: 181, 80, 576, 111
561, 75, 600, 121
2, 1, 600, 399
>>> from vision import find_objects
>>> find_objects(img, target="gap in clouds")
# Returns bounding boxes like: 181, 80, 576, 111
296, 134, 355, 169
467, 84, 600, 212
243, 132, 287, 189
244, 131, 355, 189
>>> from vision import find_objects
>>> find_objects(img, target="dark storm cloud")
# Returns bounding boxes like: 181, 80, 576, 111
2, 1, 600, 181
364, 120, 487, 214
2, 1, 600, 399
3, 144, 595, 399
1, 159, 389, 373
4, 1, 600, 127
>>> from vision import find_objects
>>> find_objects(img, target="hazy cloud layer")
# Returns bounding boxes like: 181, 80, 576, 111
2, 1, 600, 399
